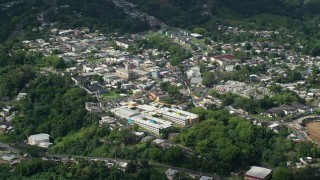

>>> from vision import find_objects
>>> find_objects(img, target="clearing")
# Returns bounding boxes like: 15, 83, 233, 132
306, 121, 320, 143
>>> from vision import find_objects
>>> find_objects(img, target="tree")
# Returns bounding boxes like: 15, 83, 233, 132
202, 72, 215, 87
193, 27, 206, 35
147, 148, 162, 161
273, 167, 293, 180
163, 146, 183, 165
44, 55, 66, 69
125, 161, 137, 173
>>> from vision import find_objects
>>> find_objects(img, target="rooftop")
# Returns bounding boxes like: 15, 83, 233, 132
245, 166, 272, 179
28, 133, 50, 141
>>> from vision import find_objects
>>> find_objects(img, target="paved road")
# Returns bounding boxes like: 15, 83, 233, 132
48, 154, 221, 179
0, 141, 220, 179
0, 141, 21, 154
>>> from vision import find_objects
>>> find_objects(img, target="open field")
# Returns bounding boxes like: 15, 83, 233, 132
306, 121, 320, 143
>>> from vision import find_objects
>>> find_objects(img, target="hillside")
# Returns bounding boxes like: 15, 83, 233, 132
126, 0, 320, 27
0, 0, 149, 43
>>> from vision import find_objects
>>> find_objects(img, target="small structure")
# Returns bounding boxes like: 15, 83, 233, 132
28, 133, 51, 148
199, 176, 213, 180
166, 168, 180, 180
1, 154, 17, 162
190, 33, 203, 39
245, 166, 272, 180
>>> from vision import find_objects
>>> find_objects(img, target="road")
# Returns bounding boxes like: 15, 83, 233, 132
48, 154, 221, 179
0, 141, 220, 179
0, 141, 21, 154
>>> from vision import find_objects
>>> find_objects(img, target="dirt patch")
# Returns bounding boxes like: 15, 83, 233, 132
306, 121, 320, 143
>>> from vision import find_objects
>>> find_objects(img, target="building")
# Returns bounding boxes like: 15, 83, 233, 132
111, 107, 141, 119
115, 38, 133, 49
1, 154, 17, 162
199, 176, 213, 180
159, 107, 199, 126
28, 133, 51, 148
211, 54, 239, 67
190, 77, 203, 87
187, 66, 201, 79
166, 168, 180, 180
190, 33, 203, 39
245, 166, 272, 180
82, 84, 107, 95
115, 68, 136, 80
129, 115, 172, 135
148, 89, 170, 102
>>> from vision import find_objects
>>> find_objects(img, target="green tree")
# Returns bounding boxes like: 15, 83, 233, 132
273, 167, 293, 180
202, 72, 215, 87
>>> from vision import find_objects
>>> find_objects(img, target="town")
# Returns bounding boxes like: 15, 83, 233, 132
1, 0, 320, 179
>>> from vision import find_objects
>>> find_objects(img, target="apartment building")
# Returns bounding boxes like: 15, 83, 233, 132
129, 115, 172, 135
159, 108, 199, 126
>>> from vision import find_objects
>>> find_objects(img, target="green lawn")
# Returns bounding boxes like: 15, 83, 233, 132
87, 58, 105, 64
102, 91, 120, 100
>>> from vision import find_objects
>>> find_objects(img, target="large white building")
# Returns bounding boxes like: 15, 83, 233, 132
159, 108, 199, 126
129, 115, 172, 135
111, 104, 199, 131
111, 107, 141, 119
28, 133, 51, 148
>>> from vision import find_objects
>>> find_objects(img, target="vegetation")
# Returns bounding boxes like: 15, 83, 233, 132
53, 0, 150, 33
11, 75, 97, 139
139, 35, 192, 66
160, 81, 183, 103
0, 158, 166, 179
210, 89, 305, 114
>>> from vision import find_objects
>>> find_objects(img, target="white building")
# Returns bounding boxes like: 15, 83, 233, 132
129, 115, 172, 135
111, 107, 141, 119
28, 133, 51, 148
159, 108, 199, 126
187, 66, 201, 79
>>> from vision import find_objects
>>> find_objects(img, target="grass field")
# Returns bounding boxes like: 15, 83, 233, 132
306, 121, 320, 143
102, 91, 120, 100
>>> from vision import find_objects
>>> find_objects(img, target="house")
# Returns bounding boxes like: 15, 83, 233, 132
166, 168, 180, 180
115, 68, 137, 80
211, 54, 239, 67
82, 84, 107, 95
0, 125, 7, 133
99, 116, 115, 127
199, 176, 213, 180
28, 133, 51, 148
16, 93, 27, 101
1, 154, 17, 162
190, 77, 203, 87
148, 89, 170, 102
187, 66, 201, 79
141, 136, 155, 143
245, 166, 272, 180
115, 38, 134, 49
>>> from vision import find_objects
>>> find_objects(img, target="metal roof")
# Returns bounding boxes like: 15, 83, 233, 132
245, 166, 272, 179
